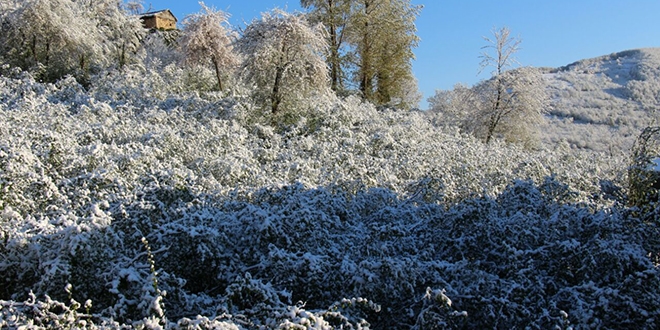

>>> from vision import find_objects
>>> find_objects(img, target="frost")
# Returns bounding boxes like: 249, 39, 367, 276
0, 5, 659, 328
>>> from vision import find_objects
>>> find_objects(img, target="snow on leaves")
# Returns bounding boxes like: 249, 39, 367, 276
0, 61, 658, 329
236, 9, 330, 117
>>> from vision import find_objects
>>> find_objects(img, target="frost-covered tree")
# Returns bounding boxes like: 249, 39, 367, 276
142, 32, 181, 68
472, 66, 547, 145
348, 0, 421, 108
236, 9, 329, 116
428, 28, 546, 145
0, 0, 144, 81
0, 0, 100, 81
180, 2, 239, 92
301, 0, 352, 93
93, 0, 146, 69
477, 27, 547, 144
124, 0, 144, 15
428, 83, 480, 129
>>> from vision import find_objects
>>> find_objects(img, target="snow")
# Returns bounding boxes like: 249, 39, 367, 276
1, 2, 659, 328
538, 49, 660, 152
1, 69, 654, 327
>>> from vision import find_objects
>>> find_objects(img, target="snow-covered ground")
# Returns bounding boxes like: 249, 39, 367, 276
540, 48, 660, 153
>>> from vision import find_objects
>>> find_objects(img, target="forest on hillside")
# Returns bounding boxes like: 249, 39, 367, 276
2, 0, 660, 329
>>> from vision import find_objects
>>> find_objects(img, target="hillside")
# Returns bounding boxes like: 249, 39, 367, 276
0, 53, 659, 328
540, 48, 660, 153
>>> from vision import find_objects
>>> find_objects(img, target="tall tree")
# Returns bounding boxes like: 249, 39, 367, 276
301, 0, 351, 93
236, 9, 329, 116
478, 27, 547, 145
472, 66, 547, 145
347, 0, 421, 108
371, 0, 421, 108
180, 2, 238, 92
480, 27, 543, 143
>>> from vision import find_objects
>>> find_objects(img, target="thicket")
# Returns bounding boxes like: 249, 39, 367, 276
1, 2, 660, 329
1, 68, 658, 329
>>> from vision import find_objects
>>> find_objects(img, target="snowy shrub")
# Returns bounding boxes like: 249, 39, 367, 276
628, 126, 660, 213
0, 291, 99, 329
1, 70, 658, 329
412, 288, 467, 330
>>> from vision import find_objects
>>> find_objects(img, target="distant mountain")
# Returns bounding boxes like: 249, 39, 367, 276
540, 48, 660, 153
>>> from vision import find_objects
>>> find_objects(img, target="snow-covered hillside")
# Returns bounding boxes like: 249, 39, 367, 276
541, 48, 660, 152
0, 56, 659, 328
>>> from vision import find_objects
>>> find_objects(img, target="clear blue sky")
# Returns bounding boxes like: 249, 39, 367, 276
139, 1, 660, 109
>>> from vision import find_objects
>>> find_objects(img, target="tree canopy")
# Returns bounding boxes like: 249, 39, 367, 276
236, 9, 330, 117
0, 0, 144, 83
301, 0, 352, 93
180, 2, 239, 92
303, 0, 422, 108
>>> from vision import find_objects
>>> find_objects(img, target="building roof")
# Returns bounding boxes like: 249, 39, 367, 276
140, 9, 177, 22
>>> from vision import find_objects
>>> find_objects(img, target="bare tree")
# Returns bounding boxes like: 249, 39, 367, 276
236, 9, 329, 116
477, 27, 547, 145
479, 26, 520, 78
180, 2, 239, 92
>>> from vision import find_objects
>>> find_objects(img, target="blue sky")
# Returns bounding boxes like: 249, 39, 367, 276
140, 1, 660, 109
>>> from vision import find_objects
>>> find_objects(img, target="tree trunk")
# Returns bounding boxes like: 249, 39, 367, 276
485, 113, 501, 144
359, 2, 373, 101
44, 39, 51, 67
212, 56, 223, 92
30, 35, 38, 66
329, 23, 340, 92
271, 66, 284, 115
119, 42, 127, 68
485, 81, 505, 144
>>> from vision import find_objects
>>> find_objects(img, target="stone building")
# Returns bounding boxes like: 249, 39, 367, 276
140, 9, 177, 30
